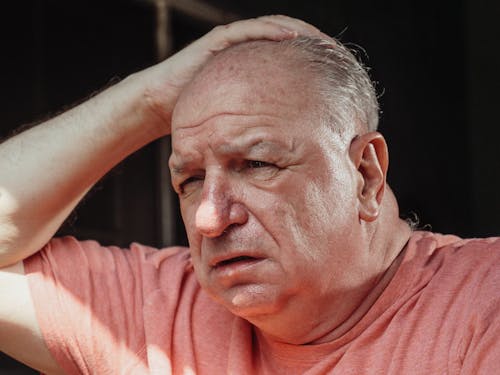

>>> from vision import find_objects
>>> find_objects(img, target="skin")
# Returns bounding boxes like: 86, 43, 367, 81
0, 15, 319, 267
0, 13, 411, 372
170, 43, 412, 345
0, 16, 322, 373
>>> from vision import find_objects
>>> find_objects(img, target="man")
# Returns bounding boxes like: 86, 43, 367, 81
0, 15, 499, 374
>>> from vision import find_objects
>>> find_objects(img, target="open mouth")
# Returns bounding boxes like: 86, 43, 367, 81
215, 256, 260, 268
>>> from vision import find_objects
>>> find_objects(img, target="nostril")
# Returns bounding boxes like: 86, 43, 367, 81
222, 223, 239, 234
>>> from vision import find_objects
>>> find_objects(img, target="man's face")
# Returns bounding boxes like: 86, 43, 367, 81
170, 47, 368, 324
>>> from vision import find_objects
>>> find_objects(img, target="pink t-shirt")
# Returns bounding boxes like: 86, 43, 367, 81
24, 231, 500, 374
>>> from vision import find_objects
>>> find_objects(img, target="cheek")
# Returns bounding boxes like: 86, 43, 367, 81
264, 182, 323, 261
179, 201, 202, 252
276, 177, 355, 261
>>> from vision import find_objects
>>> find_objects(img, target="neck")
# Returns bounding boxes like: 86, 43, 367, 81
313, 188, 413, 343
316, 218, 411, 343
254, 188, 412, 345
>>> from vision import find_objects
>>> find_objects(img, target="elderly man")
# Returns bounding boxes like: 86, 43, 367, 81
0, 16, 499, 374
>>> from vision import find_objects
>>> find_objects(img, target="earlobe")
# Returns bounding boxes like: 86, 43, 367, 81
349, 132, 389, 222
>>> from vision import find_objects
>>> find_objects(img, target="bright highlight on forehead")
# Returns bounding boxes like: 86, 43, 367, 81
172, 40, 320, 132
174, 35, 379, 138
193, 40, 308, 87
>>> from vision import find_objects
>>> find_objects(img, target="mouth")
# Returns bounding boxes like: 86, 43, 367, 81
211, 253, 265, 269
215, 256, 259, 267
208, 253, 270, 286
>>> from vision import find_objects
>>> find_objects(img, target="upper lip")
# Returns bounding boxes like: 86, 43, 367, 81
209, 251, 266, 268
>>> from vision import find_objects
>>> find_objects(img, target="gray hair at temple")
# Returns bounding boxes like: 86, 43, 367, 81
280, 36, 379, 134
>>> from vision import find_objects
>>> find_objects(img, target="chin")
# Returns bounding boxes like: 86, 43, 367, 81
214, 283, 287, 319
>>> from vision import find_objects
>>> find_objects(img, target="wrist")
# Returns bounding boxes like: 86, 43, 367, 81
119, 66, 176, 139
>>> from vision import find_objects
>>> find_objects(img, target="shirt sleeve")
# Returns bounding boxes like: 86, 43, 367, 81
23, 236, 187, 375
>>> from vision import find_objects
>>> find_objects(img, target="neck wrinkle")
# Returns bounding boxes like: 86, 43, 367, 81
255, 229, 416, 369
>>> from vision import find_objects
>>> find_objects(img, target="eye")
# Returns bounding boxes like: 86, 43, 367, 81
179, 175, 204, 195
243, 160, 281, 181
247, 160, 274, 169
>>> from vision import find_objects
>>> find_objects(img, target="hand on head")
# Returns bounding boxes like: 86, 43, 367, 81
132, 15, 328, 135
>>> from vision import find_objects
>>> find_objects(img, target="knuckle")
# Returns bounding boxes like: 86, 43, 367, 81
211, 23, 231, 34
210, 24, 223, 33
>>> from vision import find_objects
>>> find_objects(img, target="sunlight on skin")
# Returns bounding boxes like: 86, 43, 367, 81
0, 187, 19, 216
183, 365, 196, 375
195, 200, 220, 235
0, 187, 19, 255
231, 284, 270, 309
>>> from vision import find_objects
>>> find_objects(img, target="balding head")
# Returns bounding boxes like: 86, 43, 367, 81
173, 36, 379, 138
284, 36, 380, 133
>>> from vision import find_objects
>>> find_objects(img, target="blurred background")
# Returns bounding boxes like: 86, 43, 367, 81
0, 0, 498, 372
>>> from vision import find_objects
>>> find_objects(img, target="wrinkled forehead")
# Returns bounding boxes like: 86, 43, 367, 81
171, 41, 318, 133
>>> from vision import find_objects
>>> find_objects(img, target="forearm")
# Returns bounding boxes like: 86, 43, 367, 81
0, 74, 168, 266
0, 16, 317, 267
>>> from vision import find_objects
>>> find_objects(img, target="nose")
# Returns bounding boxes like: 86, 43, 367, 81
195, 177, 248, 238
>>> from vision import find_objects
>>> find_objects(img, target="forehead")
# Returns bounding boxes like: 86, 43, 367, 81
172, 42, 319, 134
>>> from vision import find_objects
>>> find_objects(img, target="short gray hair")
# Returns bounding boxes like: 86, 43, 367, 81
279, 36, 379, 134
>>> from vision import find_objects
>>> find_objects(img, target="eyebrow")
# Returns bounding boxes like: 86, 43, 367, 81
170, 137, 295, 176
170, 159, 195, 177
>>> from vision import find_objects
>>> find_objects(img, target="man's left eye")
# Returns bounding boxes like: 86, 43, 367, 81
247, 160, 272, 168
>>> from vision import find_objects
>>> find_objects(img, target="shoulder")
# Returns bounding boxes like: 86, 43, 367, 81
21, 238, 203, 374
432, 232, 500, 278
406, 231, 500, 323
406, 231, 500, 269
24, 236, 197, 315
25, 236, 192, 274
400, 231, 500, 312
390, 232, 500, 370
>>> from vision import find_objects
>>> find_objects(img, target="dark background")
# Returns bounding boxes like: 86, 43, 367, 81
1, 0, 498, 373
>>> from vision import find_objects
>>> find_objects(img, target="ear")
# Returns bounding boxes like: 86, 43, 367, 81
349, 132, 389, 222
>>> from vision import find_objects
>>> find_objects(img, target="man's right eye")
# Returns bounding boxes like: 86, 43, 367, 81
179, 176, 204, 195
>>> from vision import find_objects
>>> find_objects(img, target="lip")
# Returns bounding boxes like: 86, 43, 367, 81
209, 251, 267, 268
210, 257, 268, 285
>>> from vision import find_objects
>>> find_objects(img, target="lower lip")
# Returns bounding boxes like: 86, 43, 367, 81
211, 258, 267, 280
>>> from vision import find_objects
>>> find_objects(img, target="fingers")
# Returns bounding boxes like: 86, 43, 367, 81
199, 15, 330, 55
257, 15, 335, 43
138, 15, 333, 134
203, 18, 297, 53
257, 15, 323, 38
